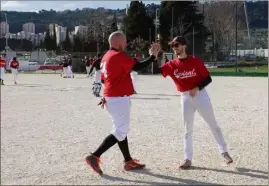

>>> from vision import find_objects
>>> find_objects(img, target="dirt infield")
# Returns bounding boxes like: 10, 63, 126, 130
1, 74, 268, 185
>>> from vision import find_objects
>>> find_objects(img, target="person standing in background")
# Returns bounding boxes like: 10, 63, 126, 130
89, 56, 96, 77
89, 53, 103, 97
83, 56, 91, 77
67, 54, 74, 78
0, 55, 6, 85
60, 56, 69, 78
164, 54, 169, 63
10, 57, 19, 84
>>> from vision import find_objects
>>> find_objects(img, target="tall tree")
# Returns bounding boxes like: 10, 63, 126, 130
39, 40, 45, 49
111, 12, 118, 32
44, 27, 51, 50
123, 1, 154, 42
73, 34, 83, 52
159, 1, 209, 55
129, 36, 150, 53
52, 24, 57, 51
202, 2, 245, 51
62, 28, 72, 52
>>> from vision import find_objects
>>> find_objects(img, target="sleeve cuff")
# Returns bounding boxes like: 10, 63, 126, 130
149, 55, 156, 61
160, 67, 167, 78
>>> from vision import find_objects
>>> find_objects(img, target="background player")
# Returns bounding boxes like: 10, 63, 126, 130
9, 57, 19, 84
60, 56, 69, 78
67, 54, 74, 78
89, 53, 103, 97
0, 55, 6, 85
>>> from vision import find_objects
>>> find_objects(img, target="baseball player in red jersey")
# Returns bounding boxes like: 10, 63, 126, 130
10, 57, 20, 84
160, 36, 233, 169
0, 55, 6, 85
85, 31, 161, 175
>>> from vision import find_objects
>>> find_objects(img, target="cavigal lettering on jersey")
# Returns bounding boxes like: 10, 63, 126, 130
174, 69, 197, 79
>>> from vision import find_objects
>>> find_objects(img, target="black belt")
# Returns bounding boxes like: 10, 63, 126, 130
120, 95, 128, 97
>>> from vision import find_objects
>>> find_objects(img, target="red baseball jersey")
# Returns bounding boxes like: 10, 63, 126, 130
101, 49, 136, 97
10, 60, 19, 68
160, 56, 210, 92
90, 59, 95, 65
0, 58, 6, 67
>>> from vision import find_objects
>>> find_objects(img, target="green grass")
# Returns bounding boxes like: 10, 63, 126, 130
208, 65, 268, 73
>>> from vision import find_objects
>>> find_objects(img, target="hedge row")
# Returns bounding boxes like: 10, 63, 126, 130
210, 72, 268, 77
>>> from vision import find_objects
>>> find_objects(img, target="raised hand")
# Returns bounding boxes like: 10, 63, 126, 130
149, 43, 161, 58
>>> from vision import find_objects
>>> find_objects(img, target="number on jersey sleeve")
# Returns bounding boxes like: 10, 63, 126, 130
101, 61, 107, 78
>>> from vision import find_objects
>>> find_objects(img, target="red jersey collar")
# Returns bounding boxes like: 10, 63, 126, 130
110, 47, 119, 51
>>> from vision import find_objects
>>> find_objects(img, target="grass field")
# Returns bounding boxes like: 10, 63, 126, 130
208, 65, 268, 73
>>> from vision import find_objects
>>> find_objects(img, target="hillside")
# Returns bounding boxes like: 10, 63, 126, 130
0, 1, 267, 34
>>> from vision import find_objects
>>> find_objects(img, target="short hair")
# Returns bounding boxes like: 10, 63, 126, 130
108, 31, 125, 45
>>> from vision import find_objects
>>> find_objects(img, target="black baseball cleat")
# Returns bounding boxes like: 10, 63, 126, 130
222, 152, 233, 164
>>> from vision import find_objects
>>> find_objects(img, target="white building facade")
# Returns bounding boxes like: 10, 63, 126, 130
55, 25, 67, 46
0, 21, 9, 38
75, 25, 88, 39
22, 22, 35, 34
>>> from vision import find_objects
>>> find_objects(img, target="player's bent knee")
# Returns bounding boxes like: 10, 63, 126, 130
113, 133, 128, 141
112, 129, 129, 141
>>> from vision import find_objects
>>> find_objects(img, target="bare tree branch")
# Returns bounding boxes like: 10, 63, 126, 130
173, 15, 193, 36
202, 1, 245, 50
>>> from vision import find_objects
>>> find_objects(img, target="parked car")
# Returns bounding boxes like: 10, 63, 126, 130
19, 60, 40, 71
245, 54, 256, 61
228, 55, 236, 62
28, 59, 40, 63
44, 58, 57, 65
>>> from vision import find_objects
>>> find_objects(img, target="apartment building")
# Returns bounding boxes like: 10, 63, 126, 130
22, 22, 35, 34
0, 21, 9, 37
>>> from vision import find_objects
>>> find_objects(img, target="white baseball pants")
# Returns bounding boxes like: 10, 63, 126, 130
181, 89, 228, 160
11, 68, 18, 82
105, 96, 131, 141
131, 71, 138, 90
0, 67, 5, 80
67, 66, 73, 77
94, 70, 101, 84
63, 67, 68, 77
86, 66, 91, 75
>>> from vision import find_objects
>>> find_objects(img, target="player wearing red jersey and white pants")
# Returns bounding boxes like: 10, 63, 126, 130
10, 57, 20, 84
160, 36, 233, 169
0, 55, 6, 85
85, 31, 160, 175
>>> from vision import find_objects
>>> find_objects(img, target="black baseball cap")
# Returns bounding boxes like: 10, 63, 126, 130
168, 36, 187, 45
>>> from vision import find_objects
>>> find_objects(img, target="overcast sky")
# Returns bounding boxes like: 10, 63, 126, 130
1, 1, 161, 12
